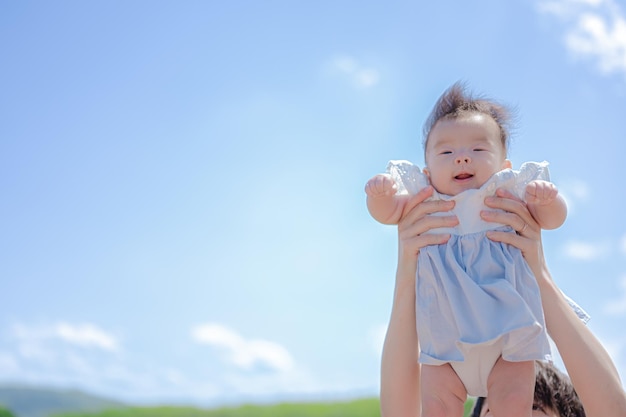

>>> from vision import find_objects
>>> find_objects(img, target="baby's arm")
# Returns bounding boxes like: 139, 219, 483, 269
525, 180, 567, 230
365, 174, 409, 225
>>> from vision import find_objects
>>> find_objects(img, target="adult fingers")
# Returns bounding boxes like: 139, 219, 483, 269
481, 210, 539, 237
399, 213, 458, 238
400, 187, 456, 225
483, 189, 538, 236
401, 186, 434, 216
486, 229, 532, 251
487, 228, 544, 274
399, 231, 451, 257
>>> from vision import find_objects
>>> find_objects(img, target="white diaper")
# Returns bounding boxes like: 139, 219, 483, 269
450, 341, 502, 397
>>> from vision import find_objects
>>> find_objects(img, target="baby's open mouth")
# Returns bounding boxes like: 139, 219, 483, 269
455, 173, 474, 180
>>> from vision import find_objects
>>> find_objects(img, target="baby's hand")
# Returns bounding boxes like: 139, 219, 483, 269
525, 180, 559, 205
365, 174, 397, 198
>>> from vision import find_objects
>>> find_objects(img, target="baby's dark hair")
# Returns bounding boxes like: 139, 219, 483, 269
422, 82, 513, 157
471, 361, 585, 417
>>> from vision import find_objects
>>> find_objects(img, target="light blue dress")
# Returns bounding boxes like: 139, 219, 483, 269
387, 160, 589, 396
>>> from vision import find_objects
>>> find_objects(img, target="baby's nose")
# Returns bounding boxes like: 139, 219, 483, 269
455, 155, 471, 164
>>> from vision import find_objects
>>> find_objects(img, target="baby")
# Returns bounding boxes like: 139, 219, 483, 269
366, 83, 567, 417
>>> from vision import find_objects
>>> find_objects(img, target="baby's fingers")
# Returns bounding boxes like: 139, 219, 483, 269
525, 181, 557, 204
365, 174, 397, 196
541, 183, 558, 200
380, 176, 398, 194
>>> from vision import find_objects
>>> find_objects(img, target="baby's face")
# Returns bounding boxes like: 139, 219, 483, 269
424, 113, 510, 196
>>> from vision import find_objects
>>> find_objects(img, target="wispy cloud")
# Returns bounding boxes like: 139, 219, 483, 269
1, 321, 139, 399
559, 178, 590, 213
605, 275, 626, 315
537, 0, 626, 78
325, 55, 380, 89
55, 323, 119, 351
562, 239, 610, 260
621, 233, 626, 255
192, 323, 295, 373
6, 321, 126, 385
12, 322, 120, 352
0, 320, 324, 404
1, 320, 224, 403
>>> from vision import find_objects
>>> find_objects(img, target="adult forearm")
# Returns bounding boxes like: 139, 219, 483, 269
380, 263, 420, 417
538, 274, 626, 417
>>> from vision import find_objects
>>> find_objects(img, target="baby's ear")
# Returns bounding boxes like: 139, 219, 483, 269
422, 167, 431, 179
501, 159, 512, 170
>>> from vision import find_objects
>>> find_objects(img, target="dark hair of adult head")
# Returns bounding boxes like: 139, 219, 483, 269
533, 361, 585, 417
422, 82, 513, 159
470, 361, 586, 417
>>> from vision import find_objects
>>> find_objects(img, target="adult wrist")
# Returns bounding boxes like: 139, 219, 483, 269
396, 256, 417, 284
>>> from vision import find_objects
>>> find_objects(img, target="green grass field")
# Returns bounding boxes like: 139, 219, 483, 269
52, 397, 477, 417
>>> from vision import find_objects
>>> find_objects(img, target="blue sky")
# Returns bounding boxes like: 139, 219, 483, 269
1, 0, 626, 407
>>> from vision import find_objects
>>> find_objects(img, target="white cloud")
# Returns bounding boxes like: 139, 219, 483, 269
558, 178, 589, 213
559, 178, 590, 201
55, 323, 119, 352
538, 0, 611, 18
566, 12, 626, 75
3, 321, 129, 392
192, 323, 295, 373
326, 55, 380, 89
1, 320, 223, 404
604, 275, 626, 315
354, 69, 380, 88
333, 56, 359, 73
562, 239, 609, 260
11, 322, 119, 352
537, 0, 626, 78
2, 321, 131, 398
1, 320, 322, 404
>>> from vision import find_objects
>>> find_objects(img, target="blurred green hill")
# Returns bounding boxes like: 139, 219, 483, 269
1, 386, 476, 417
0, 386, 125, 417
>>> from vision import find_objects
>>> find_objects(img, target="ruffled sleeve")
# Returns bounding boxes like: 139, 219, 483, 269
563, 292, 591, 324
510, 161, 551, 200
386, 160, 430, 195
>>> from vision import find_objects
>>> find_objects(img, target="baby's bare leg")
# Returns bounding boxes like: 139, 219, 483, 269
421, 363, 467, 417
486, 358, 535, 417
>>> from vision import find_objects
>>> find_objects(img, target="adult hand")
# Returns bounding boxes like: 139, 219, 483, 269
397, 186, 458, 262
480, 188, 545, 278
